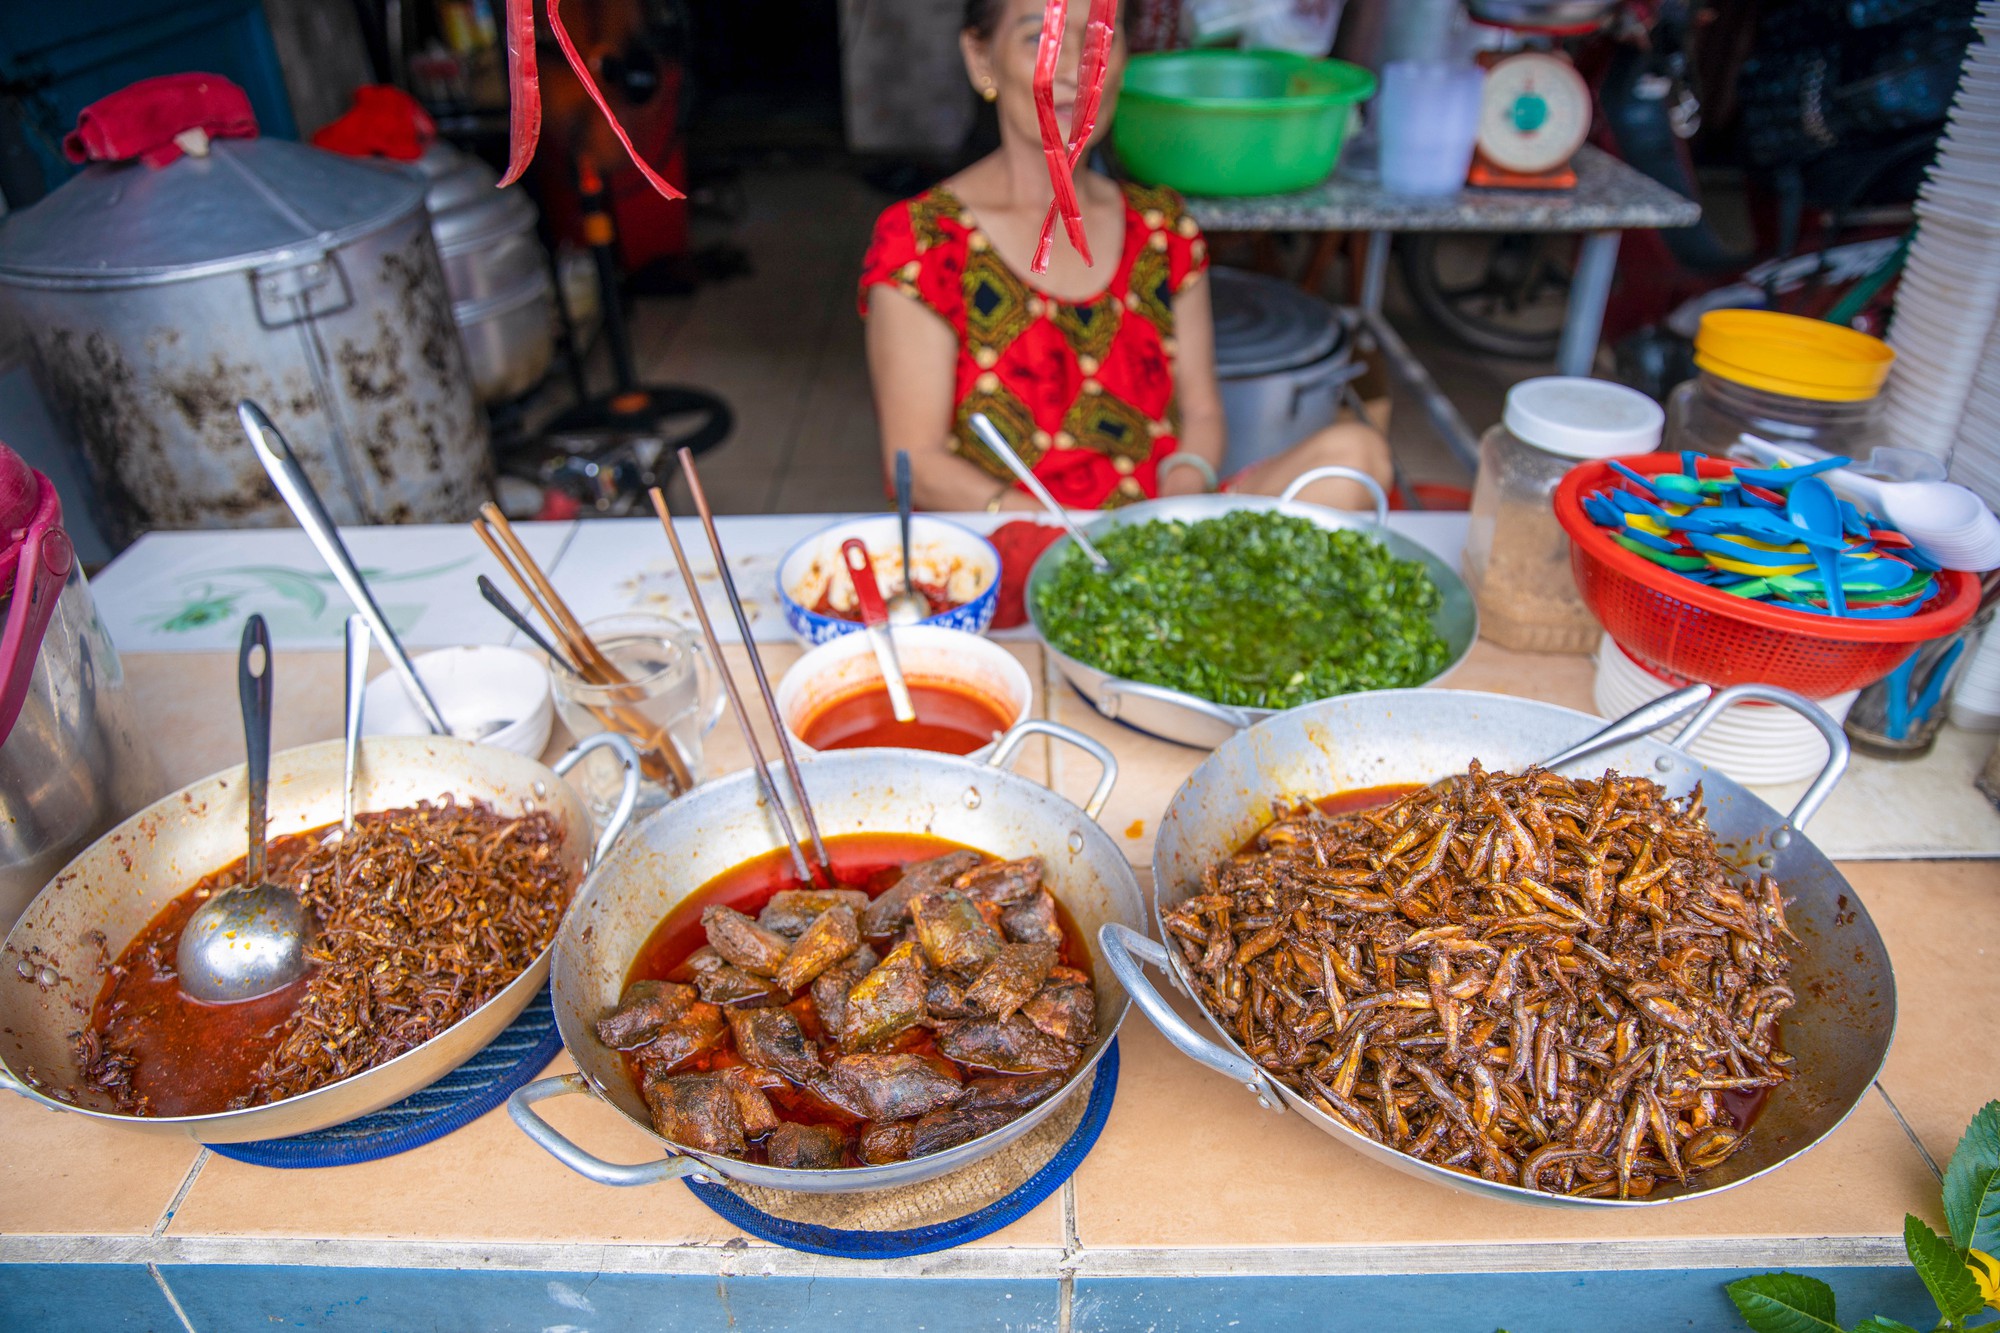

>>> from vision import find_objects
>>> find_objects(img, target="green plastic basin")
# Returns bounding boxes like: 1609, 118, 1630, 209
1113, 50, 1376, 197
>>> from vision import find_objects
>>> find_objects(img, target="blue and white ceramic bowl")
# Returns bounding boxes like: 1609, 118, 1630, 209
778, 515, 1000, 645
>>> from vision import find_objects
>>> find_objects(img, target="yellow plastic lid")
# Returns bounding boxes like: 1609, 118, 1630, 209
1693, 309, 1895, 402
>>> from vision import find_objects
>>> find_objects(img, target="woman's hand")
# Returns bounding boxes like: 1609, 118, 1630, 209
1156, 465, 1210, 497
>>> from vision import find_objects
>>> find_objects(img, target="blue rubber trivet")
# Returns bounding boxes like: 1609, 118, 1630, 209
684, 1038, 1120, 1259
204, 985, 565, 1168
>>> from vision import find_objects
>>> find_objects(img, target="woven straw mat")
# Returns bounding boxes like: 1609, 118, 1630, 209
706, 1064, 1096, 1231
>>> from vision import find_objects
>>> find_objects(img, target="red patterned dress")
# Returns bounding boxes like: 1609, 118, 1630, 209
859, 181, 1210, 510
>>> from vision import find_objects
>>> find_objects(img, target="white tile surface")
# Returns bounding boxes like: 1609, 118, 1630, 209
90, 522, 575, 654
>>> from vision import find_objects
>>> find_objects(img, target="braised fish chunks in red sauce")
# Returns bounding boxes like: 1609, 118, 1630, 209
75, 800, 571, 1117
1169, 764, 1795, 1199
600, 833, 1096, 1169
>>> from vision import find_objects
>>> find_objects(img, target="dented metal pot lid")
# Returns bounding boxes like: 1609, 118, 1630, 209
0, 137, 427, 290
408, 141, 540, 256
1210, 265, 1347, 379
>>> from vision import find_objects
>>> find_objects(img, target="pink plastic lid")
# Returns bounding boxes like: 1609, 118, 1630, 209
0, 442, 72, 745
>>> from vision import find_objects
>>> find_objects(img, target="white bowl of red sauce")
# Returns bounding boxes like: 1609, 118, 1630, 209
774, 625, 1030, 759
777, 516, 999, 645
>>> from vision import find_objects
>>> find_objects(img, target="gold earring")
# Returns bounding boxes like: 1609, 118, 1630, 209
981, 84, 998, 102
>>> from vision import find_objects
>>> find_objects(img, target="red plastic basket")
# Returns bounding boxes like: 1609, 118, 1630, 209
1553, 455, 1983, 696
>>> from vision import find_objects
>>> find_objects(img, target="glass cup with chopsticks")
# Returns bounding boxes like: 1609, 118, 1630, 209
549, 613, 725, 820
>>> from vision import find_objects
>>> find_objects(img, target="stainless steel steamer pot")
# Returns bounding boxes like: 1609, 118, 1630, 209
0, 733, 637, 1142
1103, 687, 1896, 1208
0, 138, 492, 541
510, 720, 1145, 1193
1025, 470, 1479, 749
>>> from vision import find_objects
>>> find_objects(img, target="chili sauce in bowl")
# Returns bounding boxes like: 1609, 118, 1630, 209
775, 626, 1030, 759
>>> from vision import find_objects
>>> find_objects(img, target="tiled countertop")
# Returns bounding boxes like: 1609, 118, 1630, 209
1, 639, 1986, 1301
1183, 144, 1704, 235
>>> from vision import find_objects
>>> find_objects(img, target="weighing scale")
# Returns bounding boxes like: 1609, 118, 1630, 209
1469, 51, 1593, 190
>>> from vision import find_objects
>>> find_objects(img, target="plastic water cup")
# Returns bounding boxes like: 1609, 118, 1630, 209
1377, 61, 1487, 197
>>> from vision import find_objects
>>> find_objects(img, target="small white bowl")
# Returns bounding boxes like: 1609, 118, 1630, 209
774, 625, 1030, 760
362, 645, 554, 759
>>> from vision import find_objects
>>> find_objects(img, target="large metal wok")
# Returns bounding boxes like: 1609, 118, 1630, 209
0, 733, 637, 1142
1103, 686, 1896, 1207
1025, 469, 1479, 750
509, 719, 1144, 1193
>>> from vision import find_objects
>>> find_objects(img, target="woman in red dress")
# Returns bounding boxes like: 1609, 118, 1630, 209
860, 0, 1393, 514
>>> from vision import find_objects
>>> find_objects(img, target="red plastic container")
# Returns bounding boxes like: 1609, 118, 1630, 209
1553, 454, 1982, 696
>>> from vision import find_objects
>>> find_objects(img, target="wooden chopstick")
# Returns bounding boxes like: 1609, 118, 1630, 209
477, 505, 623, 680
472, 512, 693, 793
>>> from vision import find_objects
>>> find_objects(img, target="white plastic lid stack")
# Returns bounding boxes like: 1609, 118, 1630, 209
1593, 635, 1859, 785
1949, 621, 2000, 732
1882, 0, 2000, 460
1503, 377, 1667, 460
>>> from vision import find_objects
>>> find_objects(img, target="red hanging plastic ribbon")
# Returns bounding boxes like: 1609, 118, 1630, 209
497, 0, 683, 200
1031, 0, 1090, 272
1032, 0, 1118, 272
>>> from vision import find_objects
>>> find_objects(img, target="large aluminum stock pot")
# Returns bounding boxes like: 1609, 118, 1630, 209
1104, 687, 1896, 1207
0, 733, 638, 1142
510, 719, 1143, 1193
1025, 469, 1478, 750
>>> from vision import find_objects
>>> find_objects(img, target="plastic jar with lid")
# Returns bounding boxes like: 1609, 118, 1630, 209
1465, 377, 1665, 654
1664, 309, 1894, 461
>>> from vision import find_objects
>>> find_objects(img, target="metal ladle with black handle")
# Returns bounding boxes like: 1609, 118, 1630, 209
176, 615, 313, 1004
886, 450, 929, 625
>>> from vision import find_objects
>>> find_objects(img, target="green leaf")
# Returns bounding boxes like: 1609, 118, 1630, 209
1848, 1318, 1922, 1333
1905, 1213, 1987, 1323
1726, 1273, 1843, 1333
1944, 1101, 2000, 1256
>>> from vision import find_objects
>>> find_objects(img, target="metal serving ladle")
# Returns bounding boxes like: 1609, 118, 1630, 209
238, 400, 449, 737
886, 450, 929, 625
176, 615, 313, 1004
968, 411, 1113, 573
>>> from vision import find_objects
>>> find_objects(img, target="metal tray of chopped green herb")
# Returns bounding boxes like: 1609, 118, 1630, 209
1026, 483, 1477, 749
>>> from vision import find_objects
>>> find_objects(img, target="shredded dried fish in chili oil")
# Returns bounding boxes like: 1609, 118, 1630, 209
77, 799, 571, 1115
1164, 764, 1796, 1199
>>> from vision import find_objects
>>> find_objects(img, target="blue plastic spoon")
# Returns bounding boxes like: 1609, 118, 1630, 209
1786, 476, 1849, 616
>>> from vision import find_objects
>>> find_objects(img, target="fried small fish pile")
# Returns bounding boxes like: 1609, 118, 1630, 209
596, 852, 1095, 1169
1164, 764, 1796, 1199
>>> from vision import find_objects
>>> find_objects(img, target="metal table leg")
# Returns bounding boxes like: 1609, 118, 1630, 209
1556, 230, 1621, 377
1360, 229, 1391, 315
1353, 307, 1482, 474
1346, 230, 1481, 472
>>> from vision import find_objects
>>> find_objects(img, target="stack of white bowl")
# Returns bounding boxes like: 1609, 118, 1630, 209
1949, 622, 2000, 731
1883, 0, 2000, 464
1951, 317, 2000, 513
1594, 635, 1859, 785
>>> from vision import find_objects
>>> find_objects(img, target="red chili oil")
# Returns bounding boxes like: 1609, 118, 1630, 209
799, 682, 1013, 756
1313, 784, 1428, 818
85, 832, 321, 1117
1719, 1084, 1775, 1131
619, 832, 1091, 1160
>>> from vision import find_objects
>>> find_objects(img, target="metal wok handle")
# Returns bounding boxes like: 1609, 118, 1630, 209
1278, 466, 1389, 529
987, 718, 1119, 820
1669, 684, 1851, 836
1099, 923, 1285, 1113
1095, 677, 1254, 749
1540, 684, 1714, 771
552, 733, 643, 866
508, 1074, 708, 1187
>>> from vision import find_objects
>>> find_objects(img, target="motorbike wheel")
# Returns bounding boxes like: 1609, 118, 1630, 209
1399, 233, 1573, 360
